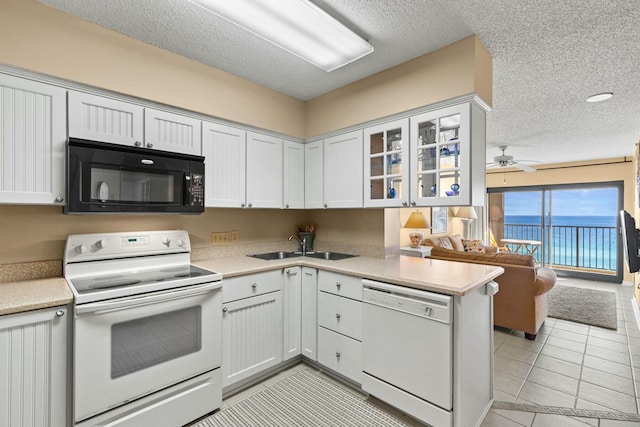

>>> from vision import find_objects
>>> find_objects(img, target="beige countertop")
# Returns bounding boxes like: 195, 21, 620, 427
0, 254, 503, 317
0, 278, 73, 316
195, 254, 504, 296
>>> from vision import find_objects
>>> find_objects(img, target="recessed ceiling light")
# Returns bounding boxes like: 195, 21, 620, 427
187, 0, 374, 72
586, 92, 613, 103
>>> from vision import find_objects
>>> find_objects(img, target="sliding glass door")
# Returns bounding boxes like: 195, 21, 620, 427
488, 182, 623, 283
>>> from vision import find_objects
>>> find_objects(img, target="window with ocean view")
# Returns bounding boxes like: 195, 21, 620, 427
488, 182, 623, 283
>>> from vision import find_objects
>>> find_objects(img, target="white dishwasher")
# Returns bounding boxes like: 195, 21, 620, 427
361, 279, 453, 427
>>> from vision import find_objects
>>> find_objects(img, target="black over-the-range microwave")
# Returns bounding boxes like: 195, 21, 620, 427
66, 138, 205, 214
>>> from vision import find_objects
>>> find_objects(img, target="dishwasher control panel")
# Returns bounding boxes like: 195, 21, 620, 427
362, 279, 452, 324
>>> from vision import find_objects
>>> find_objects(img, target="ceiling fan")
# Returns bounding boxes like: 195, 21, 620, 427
487, 145, 539, 173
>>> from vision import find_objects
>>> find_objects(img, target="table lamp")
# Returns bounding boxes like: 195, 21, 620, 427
404, 211, 430, 248
455, 206, 477, 239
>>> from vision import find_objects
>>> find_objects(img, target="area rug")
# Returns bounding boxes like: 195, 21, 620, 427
547, 284, 617, 330
194, 368, 411, 427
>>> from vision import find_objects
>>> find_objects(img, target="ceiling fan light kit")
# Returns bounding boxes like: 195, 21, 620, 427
487, 146, 538, 173
186, 0, 374, 72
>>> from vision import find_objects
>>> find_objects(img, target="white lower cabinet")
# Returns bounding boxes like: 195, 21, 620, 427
317, 270, 363, 384
317, 327, 362, 385
301, 267, 318, 361
283, 267, 302, 360
0, 306, 69, 427
222, 271, 283, 390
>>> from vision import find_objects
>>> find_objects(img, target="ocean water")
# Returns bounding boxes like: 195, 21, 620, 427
501, 215, 618, 271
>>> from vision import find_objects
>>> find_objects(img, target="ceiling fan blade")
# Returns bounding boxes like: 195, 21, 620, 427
513, 162, 536, 173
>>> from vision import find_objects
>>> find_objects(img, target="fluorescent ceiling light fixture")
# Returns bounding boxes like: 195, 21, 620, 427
586, 92, 613, 103
187, 0, 374, 72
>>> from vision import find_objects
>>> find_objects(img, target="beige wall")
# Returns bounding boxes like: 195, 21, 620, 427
307, 209, 385, 247
487, 158, 635, 282
0, 0, 306, 138
305, 36, 492, 138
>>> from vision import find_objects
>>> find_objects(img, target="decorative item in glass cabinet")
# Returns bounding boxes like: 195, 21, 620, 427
430, 184, 437, 195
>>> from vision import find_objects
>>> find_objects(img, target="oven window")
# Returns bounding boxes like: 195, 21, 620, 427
111, 307, 201, 379
90, 167, 176, 203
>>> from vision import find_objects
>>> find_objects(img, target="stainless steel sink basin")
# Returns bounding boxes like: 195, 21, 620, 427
248, 251, 302, 261
304, 251, 358, 261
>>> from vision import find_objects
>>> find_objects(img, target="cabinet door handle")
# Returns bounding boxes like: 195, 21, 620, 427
241, 202, 246, 207
55, 196, 64, 203
222, 307, 228, 312
251, 283, 257, 289
56, 310, 65, 317
286, 270, 298, 276
146, 142, 154, 148
248, 203, 253, 208
411, 201, 417, 206
336, 282, 341, 289
285, 204, 290, 208
335, 313, 341, 320
402, 201, 408, 206
335, 352, 341, 359
134, 141, 142, 147
323, 203, 328, 208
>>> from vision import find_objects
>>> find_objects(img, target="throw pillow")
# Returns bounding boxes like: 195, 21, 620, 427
448, 234, 466, 252
440, 239, 453, 250
463, 239, 486, 253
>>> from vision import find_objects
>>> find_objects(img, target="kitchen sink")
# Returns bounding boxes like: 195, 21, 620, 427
304, 251, 358, 261
248, 251, 302, 261
248, 251, 357, 261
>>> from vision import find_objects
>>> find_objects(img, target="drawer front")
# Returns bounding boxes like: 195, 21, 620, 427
223, 270, 282, 303
318, 270, 362, 300
318, 327, 362, 385
318, 292, 362, 340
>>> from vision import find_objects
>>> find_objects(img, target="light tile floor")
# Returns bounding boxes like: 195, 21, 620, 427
484, 277, 640, 426
215, 277, 640, 427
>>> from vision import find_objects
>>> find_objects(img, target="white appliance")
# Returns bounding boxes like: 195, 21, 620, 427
64, 230, 223, 427
361, 279, 454, 427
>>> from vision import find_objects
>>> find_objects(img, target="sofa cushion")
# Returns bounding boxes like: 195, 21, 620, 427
430, 246, 536, 267
463, 239, 486, 253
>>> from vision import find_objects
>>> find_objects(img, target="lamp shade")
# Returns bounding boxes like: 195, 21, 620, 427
455, 206, 477, 219
403, 211, 430, 229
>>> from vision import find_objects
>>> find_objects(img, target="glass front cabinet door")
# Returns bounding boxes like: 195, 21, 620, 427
409, 103, 486, 207
364, 119, 409, 207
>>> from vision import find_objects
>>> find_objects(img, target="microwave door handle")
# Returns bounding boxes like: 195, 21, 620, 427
75, 282, 221, 316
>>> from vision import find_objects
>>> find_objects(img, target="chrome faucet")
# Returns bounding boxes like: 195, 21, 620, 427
288, 235, 307, 255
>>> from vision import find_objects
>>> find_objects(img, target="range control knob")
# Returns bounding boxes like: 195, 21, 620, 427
176, 239, 185, 247
75, 244, 88, 254
161, 237, 171, 246
95, 239, 108, 250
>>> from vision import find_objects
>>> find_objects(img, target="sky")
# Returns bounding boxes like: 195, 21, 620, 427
503, 188, 619, 216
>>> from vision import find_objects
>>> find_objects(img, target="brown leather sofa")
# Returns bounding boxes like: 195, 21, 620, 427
425, 236, 556, 340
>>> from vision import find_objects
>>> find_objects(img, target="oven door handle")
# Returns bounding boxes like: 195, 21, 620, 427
75, 282, 222, 316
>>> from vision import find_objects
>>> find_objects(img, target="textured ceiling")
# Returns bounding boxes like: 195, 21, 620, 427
37, 0, 640, 167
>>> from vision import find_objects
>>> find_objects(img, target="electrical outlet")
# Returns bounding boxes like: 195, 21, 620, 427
231, 230, 239, 243
211, 232, 229, 245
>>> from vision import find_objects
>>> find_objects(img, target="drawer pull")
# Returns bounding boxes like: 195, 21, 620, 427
336, 282, 341, 289
335, 313, 341, 320
251, 283, 257, 289
335, 352, 341, 359
56, 310, 65, 317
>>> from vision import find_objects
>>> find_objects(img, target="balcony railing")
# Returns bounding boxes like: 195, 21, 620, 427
503, 223, 617, 272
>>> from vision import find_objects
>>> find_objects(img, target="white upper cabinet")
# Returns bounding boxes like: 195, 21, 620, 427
323, 130, 363, 208
202, 121, 246, 208
68, 91, 202, 155
409, 102, 485, 207
304, 140, 324, 209
0, 74, 66, 205
283, 140, 305, 209
144, 107, 201, 155
68, 90, 143, 146
363, 119, 410, 208
246, 131, 283, 209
